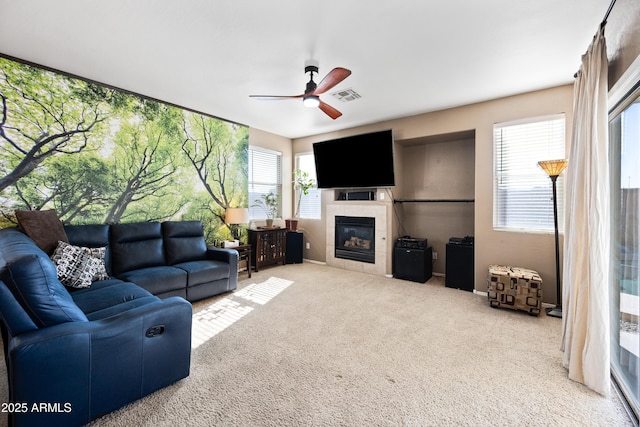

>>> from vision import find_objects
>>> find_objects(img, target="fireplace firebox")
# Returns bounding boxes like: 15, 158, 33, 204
335, 216, 375, 263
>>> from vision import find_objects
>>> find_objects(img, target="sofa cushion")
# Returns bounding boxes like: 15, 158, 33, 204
70, 279, 159, 319
110, 222, 165, 275
50, 241, 108, 288
162, 221, 207, 265
0, 254, 88, 327
0, 280, 39, 336
15, 209, 68, 255
173, 260, 230, 286
116, 266, 187, 296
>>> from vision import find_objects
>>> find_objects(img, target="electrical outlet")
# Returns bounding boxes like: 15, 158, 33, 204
306, 242, 310, 250
379, 192, 385, 200
432, 252, 438, 260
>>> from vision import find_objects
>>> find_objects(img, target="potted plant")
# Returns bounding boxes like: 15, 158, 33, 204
252, 191, 280, 227
287, 169, 315, 231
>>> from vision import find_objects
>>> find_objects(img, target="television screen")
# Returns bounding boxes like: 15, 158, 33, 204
312, 129, 395, 189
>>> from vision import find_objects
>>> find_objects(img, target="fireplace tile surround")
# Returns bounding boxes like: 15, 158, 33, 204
326, 202, 393, 276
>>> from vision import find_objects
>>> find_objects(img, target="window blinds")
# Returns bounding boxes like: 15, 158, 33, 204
295, 153, 321, 219
248, 147, 282, 220
493, 115, 566, 232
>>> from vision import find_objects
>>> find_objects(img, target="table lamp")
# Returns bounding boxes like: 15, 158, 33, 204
225, 208, 249, 242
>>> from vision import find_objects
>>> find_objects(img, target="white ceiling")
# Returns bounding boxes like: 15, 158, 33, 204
0, 1, 608, 139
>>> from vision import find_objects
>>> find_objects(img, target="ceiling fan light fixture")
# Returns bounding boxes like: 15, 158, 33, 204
303, 95, 320, 108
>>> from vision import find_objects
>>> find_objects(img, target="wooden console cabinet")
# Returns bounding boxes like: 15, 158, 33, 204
249, 228, 287, 271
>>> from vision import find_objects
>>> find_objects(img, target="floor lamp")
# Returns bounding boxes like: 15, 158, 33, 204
538, 159, 568, 318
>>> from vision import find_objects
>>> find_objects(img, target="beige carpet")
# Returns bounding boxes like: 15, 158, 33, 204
2, 263, 633, 426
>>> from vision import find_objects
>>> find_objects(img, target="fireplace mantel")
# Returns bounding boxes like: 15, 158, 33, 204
326, 202, 393, 276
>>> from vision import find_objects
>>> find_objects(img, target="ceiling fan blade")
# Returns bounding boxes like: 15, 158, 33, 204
249, 95, 304, 101
311, 67, 351, 95
249, 94, 304, 100
318, 101, 342, 120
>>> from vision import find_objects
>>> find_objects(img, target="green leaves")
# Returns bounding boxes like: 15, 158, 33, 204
0, 57, 249, 244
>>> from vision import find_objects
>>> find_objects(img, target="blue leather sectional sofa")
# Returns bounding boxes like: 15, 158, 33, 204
0, 220, 239, 426
64, 220, 239, 302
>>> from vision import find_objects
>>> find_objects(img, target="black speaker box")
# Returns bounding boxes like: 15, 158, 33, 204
394, 246, 432, 283
286, 231, 303, 264
445, 243, 474, 291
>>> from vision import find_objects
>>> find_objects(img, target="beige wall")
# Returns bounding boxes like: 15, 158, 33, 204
606, 0, 640, 87
396, 136, 475, 275
246, 1, 640, 305
288, 85, 574, 304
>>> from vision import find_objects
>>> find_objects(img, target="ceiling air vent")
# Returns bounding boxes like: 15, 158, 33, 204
330, 88, 361, 102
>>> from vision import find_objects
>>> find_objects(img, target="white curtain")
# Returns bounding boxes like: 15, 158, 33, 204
561, 26, 610, 396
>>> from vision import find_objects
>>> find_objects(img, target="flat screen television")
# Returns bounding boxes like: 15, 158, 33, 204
313, 129, 395, 189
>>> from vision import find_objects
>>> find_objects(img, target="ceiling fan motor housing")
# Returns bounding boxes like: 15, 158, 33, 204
304, 65, 319, 74
305, 65, 318, 93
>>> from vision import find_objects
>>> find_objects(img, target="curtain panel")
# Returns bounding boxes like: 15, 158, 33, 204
561, 26, 611, 396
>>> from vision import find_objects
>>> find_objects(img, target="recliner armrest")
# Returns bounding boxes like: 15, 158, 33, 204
206, 246, 238, 264
206, 248, 239, 291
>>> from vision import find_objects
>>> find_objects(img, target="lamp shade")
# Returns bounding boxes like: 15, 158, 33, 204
538, 159, 568, 177
225, 208, 249, 225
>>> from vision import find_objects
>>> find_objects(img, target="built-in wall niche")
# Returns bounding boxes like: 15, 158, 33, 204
395, 130, 475, 275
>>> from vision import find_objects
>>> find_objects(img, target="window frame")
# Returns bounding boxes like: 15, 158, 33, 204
608, 81, 640, 423
493, 114, 566, 233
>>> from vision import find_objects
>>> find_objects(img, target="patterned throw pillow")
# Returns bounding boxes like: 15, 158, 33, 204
86, 246, 109, 281
51, 241, 108, 288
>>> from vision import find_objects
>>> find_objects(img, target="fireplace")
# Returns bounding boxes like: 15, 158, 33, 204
335, 216, 375, 263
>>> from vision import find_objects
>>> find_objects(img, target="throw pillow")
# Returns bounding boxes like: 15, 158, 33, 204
86, 246, 109, 281
51, 241, 103, 288
15, 209, 68, 255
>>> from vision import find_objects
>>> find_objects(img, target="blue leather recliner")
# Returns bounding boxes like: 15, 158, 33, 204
0, 227, 193, 427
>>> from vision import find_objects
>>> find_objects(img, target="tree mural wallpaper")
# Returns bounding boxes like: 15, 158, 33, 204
0, 56, 248, 244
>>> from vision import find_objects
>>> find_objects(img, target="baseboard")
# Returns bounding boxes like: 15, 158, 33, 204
301, 265, 555, 309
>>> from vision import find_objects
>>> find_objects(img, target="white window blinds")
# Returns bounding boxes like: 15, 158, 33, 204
493, 114, 566, 232
295, 153, 321, 219
248, 146, 282, 220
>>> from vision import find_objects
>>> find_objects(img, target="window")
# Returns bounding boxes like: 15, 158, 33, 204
295, 153, 321, 219
493, 115, 566, 232
610, 87, 640, 420
248, 147, 281, 220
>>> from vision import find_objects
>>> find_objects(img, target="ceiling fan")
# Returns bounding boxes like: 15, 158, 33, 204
250, 64, 351, 119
